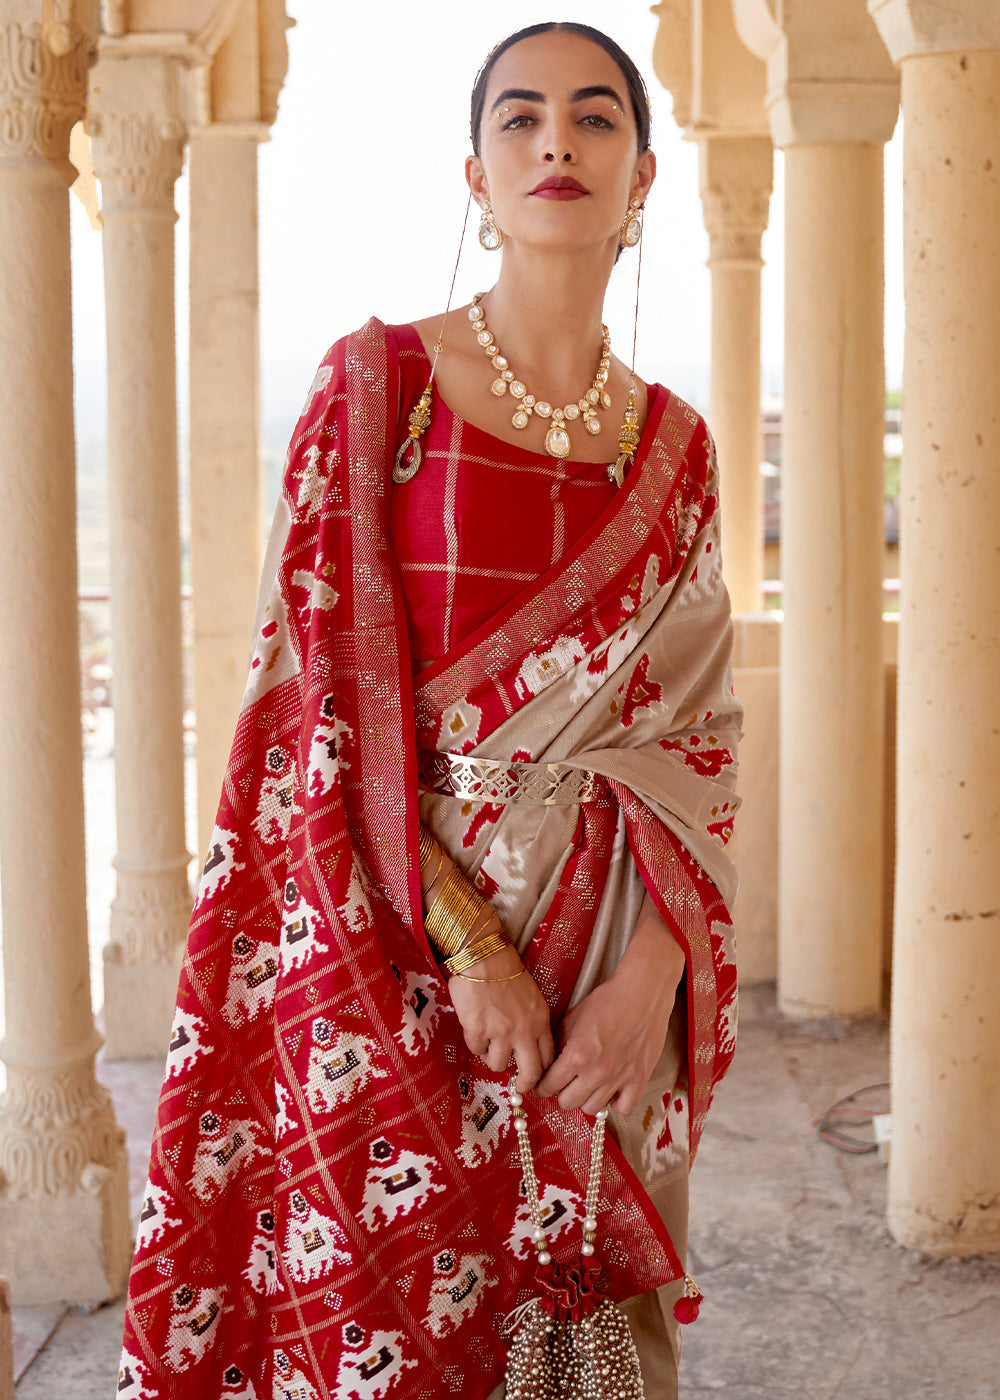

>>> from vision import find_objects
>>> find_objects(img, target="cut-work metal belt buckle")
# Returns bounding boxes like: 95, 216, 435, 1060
417, 750, 600, 806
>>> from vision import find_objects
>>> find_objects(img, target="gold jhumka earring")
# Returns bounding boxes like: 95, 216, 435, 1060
608, 194, 646, 489
478, 197, 504, 251
393, 192, 474, 485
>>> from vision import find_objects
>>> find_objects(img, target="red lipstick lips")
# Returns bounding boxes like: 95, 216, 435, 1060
529, 175, 590, 200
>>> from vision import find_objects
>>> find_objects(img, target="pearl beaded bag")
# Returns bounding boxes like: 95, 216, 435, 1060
502, 1084, 703, 1400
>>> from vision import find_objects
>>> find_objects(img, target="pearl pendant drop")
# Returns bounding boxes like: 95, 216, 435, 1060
469, 294, 611, 459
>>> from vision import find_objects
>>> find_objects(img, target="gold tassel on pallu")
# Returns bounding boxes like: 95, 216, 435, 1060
393, 384, 434, 483
608, 383, 640, 490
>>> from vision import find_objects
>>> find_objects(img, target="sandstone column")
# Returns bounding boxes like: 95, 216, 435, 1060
652, 0, 773, 613
699, 135, 772, 612
734, 0, 899, 1017
188, 123, 265, 861
869, 0, 1000, 1256
90, 44, 192, 1058
0, 4, 130, 1302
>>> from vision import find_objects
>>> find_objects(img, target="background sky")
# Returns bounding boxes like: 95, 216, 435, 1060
69, 0, 904, 441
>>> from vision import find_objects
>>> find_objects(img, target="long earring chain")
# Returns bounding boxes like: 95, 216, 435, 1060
393, 192, 473, 485
610, 196, 645, 489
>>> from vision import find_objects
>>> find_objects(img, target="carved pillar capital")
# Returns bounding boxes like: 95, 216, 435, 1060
90, 105, 184, 210
732, 0, 900, 146
699, 134, 773, 265
650, 0, 693, 129
258, 0, 294, 127
869, 0, 1000, 62
89, 48, 189, 213
0, 15, 92, 176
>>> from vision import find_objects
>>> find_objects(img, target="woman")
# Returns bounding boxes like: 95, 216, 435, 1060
119, 22, 740, 1400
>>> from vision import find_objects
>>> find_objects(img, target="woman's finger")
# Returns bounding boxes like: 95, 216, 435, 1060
538, 1028, 556, 1072
611, 1083, 642, 1118
534, 1051, 578, 1100
485, 1041, 512, 1074
560, 1070, 617, 1115
464, 1029, 489, 1057
580, 1083, 620, 1117
513, 1042, 542, 1095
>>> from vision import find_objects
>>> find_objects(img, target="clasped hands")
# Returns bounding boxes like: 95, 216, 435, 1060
418, 826, 684, 1118
446, 890, 685, 1119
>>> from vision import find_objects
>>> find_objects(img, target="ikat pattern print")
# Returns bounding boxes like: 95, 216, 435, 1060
118, 321, 739, 1400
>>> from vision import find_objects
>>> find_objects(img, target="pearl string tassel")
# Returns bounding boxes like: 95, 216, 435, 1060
511, 1083, 608, 1269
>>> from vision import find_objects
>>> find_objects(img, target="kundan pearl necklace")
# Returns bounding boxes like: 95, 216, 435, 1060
469, 294, 612, 460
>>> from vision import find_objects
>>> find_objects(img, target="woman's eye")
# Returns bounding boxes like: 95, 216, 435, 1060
581, 113, 614, 129
500, 113, 535, 132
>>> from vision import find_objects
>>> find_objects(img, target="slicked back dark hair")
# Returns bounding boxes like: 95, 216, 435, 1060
470, 22, 652, 157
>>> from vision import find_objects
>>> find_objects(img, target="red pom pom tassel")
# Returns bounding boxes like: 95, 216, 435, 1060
673, 1273, 703, 1325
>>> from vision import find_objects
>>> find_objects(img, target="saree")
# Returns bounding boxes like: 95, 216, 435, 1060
118, 317, 740, 1400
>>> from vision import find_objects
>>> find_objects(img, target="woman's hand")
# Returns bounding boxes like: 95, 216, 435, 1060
534, 891, 685, 1117
418, 826, 553, 1094
447, 936, 555, 1095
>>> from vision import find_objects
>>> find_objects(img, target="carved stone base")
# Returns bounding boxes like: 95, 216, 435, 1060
102, 859, 189, 1058
0, 1168, 131, 1305
0, 1063, 131, 1304
102, 941, 184, 1059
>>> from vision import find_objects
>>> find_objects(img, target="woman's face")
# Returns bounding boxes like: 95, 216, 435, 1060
468, 30, 656, 259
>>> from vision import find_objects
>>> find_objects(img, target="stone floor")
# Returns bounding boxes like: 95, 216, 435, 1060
10, 984, 999, 1398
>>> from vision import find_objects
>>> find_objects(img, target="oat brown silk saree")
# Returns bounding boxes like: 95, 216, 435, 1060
118, 319, 740, 1400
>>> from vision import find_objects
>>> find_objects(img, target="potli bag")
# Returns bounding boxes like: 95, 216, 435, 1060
503, 1085, 703, 1400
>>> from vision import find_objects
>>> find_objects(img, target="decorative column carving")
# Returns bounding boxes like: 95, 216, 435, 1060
90, 43, 193, 1057
0, 2, 130, 1303
734, 0, 899, 1020
699, 138, 772, 264
869, 0, 1000, 1259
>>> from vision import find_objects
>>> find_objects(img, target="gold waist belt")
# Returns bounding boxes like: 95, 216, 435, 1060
418, 750, 601, 806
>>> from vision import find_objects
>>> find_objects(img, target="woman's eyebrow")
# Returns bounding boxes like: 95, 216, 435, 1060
491, 87, 545, 112
571, 84, 626, 107
491, 84, 626, 114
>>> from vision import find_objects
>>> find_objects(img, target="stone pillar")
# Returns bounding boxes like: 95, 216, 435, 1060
0, 6, 130, 1302
869, 0, 1000, 1257
652, 0, 773, 614
734, 0, 899, 1018
90, 45, 192, 1058
699, 135, 772, 612
188, 124, 265, 862
779, 139, 889, 1016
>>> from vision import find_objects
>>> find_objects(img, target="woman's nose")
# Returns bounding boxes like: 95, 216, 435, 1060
542, 116, 576, 164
